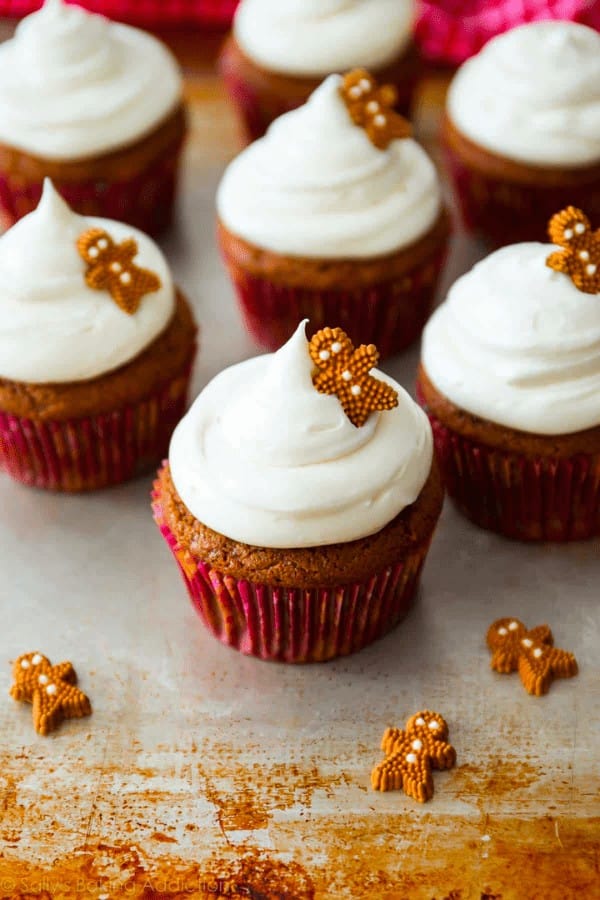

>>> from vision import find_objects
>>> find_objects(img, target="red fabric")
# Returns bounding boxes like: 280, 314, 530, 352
0, 0, 239, 27
416, 0, 600, 65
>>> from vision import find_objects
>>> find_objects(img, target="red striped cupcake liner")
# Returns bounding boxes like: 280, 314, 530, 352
219, 41, 418, 143
152, 476, 431, 663
443, 143, 600, 246
222, 249, 448, 359
415, 1, 600, 66
420, 402, 600, 542
0, 368, 192, 492
0, 1, 238, 27
0, 136, 184, 236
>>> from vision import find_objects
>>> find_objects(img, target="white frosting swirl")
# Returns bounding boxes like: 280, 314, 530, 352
169, 322, 433, 548
422, 243, 600, 435
217, 75, 442, 258
0, 0, 182, 160
234, 0, 414, 77
446, 21, 600, 167
0, 180, 175, 384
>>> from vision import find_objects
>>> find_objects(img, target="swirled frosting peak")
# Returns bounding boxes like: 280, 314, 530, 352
217, 74, 441, 258
0, 180, 175, 384
0, 0, 182, 159
447, 21, 600, 167
421, 242, 600, 435
234, 0, 414, 77
169, 322, 433, 548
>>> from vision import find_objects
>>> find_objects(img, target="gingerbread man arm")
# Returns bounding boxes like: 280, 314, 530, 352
52, 661, 77, 684
428, 740, 456, 771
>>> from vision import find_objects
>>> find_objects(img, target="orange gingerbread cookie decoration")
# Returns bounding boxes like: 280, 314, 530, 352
77, 228, 162, 315
308, 326, 398, 427
10, 652, 92, 735
546, 206, 600, 294
487, 618, 578, 696
339, 69, 412, 150
371, 710, 456, 802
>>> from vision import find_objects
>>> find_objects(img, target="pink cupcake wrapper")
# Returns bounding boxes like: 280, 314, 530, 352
421, 402, 600, 542
223, 249, 448, 359
219, 47, 417, 143
0, 137, 184, 236
415, 1, 600, 65
152, 480, 430, 663
0, 1, 238, 26
443, 143, 600, 246
0, 368, 193, 492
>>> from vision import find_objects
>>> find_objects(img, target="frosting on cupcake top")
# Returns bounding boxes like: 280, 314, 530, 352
421, 241, 600, 435
0, 0, 182, 160
169, 322, 433, 548
0, 180, 175, 384
217, 74, 442, 258
234, 0, 414, 77
446, 21, 600, 167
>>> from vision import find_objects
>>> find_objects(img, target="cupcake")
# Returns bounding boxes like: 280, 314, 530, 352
217, 71, 450, 359
0, 180, 197, 492
416, 0, 600, 66
418, 206, 600, 542
153, 322, 443, 663
442, 22, 600, 246
220, 0, 419, 142
0, 0, 186, 235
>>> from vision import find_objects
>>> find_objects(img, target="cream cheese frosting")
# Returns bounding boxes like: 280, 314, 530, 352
421, 242, 600, 435
234, 0, 414, 77
0, 0, 182, 160
169, 322, 433, 548
0, 180, 175, 384
446, 21, 600, 168
217, 74, 442, 258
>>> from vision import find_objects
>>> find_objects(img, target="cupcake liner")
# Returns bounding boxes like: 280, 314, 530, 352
421, 403, 600, 542
219, 39, 418, 143
0, 368, 192, 492
415, 1, 600, 66
444, 143, 600, 246
0, 1, 239, 27
152, 478, 430, 663
0, 135, 184, 236
222, 249, 448, 359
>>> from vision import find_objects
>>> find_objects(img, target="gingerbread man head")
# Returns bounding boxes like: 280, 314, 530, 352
546, 206, 600, 294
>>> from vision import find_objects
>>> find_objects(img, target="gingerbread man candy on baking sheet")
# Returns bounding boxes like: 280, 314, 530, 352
486, 618, 578, 696
10, 652, 92, 735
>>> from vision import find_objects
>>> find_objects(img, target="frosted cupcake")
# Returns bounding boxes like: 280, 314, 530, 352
153, 322, 443, 662
220, 0, 419, 141
0, 180, 197, 492
442, 22, 600, 246
418, 206, 600, 541
0, 0, 186, 234
217, 71, 449, 358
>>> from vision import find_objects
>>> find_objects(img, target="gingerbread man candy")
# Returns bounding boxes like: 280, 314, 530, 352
10, 652, 92, 735
308, 326, 398, 427
339, 69, 413, 150
371, 710, 456, 802
487, 618, 578, 696
77, 227, 162, 315
546, 206, 600, 294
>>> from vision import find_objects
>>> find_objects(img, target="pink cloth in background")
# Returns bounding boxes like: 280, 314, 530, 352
416, 0, 600, 64
0, 0, 239, 26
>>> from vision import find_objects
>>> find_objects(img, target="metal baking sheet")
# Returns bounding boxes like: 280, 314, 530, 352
0, 65, 599, 900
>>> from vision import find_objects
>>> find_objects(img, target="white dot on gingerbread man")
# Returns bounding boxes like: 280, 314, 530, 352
371, 710, 456, 802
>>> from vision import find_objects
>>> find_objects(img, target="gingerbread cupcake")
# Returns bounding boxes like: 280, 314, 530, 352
217, 71, 449, 358
220, 0, 419, 141
153, 322, 443, 663
443, 21, 600, 246
418, 207, 600, 541
0, 180, 197, 491
0, 0, 186, 234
